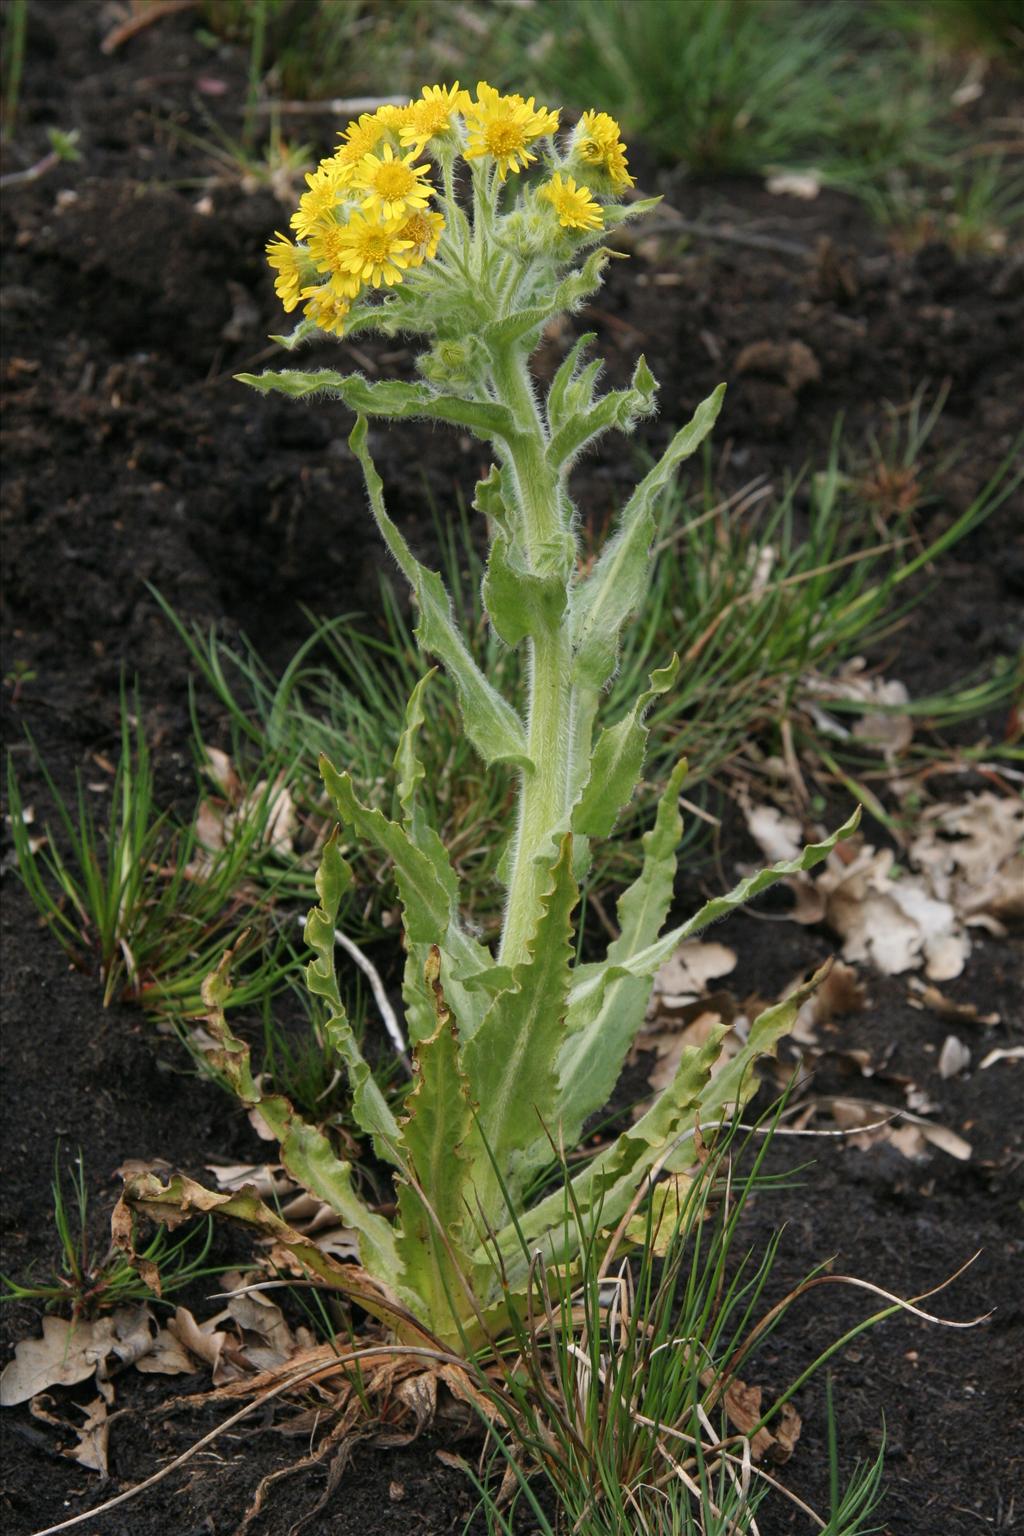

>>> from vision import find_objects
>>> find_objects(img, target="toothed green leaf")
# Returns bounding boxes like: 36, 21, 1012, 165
492, 967, 826, 1286
572, 654, 679, 838
321, 758, 494, 1043
395, 948, 481, 1339
321, 758, 451, 946
198, 952, 398, 1274
546, 331, 597, 435
350, 418, 531, 771
546, 353, 658, 472
304, 831, 402, 1162
237, 369, 516, 442
569, 807, 862, 1019
572, 383, 726, 690
483, 533, 567, 649
461, 836, 578, 1215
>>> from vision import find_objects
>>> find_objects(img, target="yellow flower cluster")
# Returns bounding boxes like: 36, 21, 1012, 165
264, 88, 459, 336
264, 83, 633, 337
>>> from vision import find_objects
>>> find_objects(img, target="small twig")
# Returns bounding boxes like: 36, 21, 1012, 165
0, 150, 61, 189
246, 94, 408, 118
652, 476, 772, 555
293, 914, 408, 1066
101, 0, 196, 54
618, 206, 813, 260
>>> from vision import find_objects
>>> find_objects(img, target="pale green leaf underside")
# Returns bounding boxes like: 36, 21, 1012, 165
348, 417, 531, 772
571, 383, 727, 690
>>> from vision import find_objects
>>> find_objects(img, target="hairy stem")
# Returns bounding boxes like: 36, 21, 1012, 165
489, 345, 577, 968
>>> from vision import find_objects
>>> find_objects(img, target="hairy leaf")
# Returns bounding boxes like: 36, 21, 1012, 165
197, 954, 398, 1274
546, 354, 657, 473
461, 836, 578, 1216
395, 948, 481, 1339
573, 654, 680, 838
322, 758, 452, 946
237, 369, 515, 442
305, 832, 402, 1161
546, 331, 597, 436
483, 534, 567, 649
570, 808, 861, 1018
321, 758, 493, 1041
571, 383, 727, 690
493, 968, 825, 1285
350, 418, 530, 771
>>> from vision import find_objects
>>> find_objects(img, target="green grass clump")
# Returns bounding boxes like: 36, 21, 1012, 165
1, 1148, 222, 1321
6, 687, 300, 1017
463, 1114, 891, 1535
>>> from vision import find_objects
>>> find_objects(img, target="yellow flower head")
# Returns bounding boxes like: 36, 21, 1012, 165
301, 277, 354, 337
576, 110, 634, 189
463, 81, 560, 181
399, 82, 470, 155
265, 230, 307, 312
539, 173, 604, 233
304, 221, 364, 287
331, 110, 393, 181
397, 208, 446, 265
319, 210, 414, 289
354, 143, 435, 221
289, 162, 347, 240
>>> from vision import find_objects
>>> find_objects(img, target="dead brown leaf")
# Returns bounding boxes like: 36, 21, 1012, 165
0, 1303, 189, 1408
167, 1306, 238, 1385
828, 1097, 972, 1161
652, 940, 738, 1002
791, 959, 866, 1043
910, 793, 1024, 930
0, 1317, 117, 1406
67, 1394, 110, 1476
704, 1372, 802, 1464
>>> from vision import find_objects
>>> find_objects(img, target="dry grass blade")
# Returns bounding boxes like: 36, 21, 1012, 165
26, 1343, 476, 1536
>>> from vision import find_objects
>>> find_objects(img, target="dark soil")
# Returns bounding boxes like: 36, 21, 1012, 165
2, 6, 1022, 1535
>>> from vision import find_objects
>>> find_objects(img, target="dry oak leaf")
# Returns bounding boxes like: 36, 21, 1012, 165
798, 843, 968, 981
651, 940, 738, 1003
0, 1304, 187, 1406
791, 959, 867, 1044
910, 793, 1024, 929
0, 1316, 118, 1406
67, 1394, 110, 1476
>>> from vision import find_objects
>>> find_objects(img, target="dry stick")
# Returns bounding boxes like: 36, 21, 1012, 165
101, 0, 195, 54
0, 148, 64, 189
246, 95, 409, 117
651, 476, 772, 555
28, 1344, 470, 1536
691, 1401, 755, 1536
617, 210, 813, 261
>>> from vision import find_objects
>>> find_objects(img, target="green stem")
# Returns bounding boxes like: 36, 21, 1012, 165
489, 346, 577, 968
